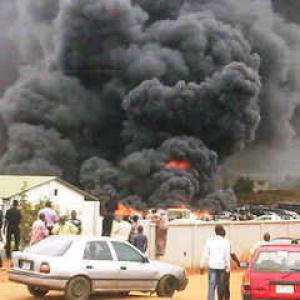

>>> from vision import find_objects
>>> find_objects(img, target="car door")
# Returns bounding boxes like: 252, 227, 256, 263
82, 241, 119, 290
110, 241, 159, 291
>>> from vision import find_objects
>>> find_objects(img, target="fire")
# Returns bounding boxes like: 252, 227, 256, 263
115, 202, 142, 216
192, 210, 210, 218
165, 159, 191, 170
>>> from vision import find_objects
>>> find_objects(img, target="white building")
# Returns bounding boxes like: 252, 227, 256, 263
0, 175, 102, 236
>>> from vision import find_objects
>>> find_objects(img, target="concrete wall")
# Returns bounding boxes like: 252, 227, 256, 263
147, 220, 300, 268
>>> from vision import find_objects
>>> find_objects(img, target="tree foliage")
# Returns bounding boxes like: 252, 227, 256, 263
233, 177, 254, 195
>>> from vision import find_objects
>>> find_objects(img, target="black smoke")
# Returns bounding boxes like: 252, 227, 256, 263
272, 0, 300, 24
0, 0, 300, 211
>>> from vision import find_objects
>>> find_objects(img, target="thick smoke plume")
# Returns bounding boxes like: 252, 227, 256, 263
0, 0, 300, 211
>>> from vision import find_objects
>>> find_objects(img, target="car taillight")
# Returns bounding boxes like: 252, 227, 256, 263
39, 262, 50, 274
242, 273, 251, 292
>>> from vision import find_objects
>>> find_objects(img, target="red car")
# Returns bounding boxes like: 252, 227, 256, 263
242, 244, 300, 299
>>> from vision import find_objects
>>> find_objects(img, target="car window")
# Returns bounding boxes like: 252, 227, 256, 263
254, 251, 300, 272
83, 241, 112, 261
25, 237, 72, 256
112, 241, 144, 263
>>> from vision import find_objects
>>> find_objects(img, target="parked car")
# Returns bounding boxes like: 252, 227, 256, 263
9, 236, 188, 300
255, 214, 281, 221
242, 244, 300, 300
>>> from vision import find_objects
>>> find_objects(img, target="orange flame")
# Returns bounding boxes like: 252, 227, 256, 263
165, 159, 191, 170
192, 210, 210, 218
115, 202, 142, 216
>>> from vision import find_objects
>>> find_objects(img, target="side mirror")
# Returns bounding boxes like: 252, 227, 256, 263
240, 261, 249, 268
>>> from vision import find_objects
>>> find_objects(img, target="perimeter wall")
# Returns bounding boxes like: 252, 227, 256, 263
143, 220, 300, 268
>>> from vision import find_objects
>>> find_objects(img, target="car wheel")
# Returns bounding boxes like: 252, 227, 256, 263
27, 286, 49, 298
156, 275, 177, 297
65, 276, 91, 300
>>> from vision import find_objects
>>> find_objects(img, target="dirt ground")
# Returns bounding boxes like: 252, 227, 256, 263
0, 262, 244, 300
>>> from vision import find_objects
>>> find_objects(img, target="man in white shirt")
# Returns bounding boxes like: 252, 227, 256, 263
111, 216, 132, 241
200, 225, 230, 300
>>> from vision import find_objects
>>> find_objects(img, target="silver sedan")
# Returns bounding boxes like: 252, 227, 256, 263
9, 236, 188, 300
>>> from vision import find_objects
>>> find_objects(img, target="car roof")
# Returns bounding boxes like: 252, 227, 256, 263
257, 244, 300, 251
43, 235, 127, 243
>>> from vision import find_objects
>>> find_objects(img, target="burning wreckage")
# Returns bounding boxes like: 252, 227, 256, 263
0, 0, 300, 213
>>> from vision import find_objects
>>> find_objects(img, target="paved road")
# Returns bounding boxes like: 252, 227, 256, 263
0, 270, 244, 300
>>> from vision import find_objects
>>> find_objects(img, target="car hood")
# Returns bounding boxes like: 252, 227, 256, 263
150, 260, 185, 276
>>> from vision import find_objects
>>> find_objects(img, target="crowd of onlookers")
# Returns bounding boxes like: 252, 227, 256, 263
0, 200, 83, 265
0, 200, 156, 267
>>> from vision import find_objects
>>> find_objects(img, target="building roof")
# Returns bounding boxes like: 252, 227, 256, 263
0, 175, 98, 201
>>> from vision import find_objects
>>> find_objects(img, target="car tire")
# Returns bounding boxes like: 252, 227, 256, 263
156, 275, 177, 297
27, 286, 49, 298
65, 276, 91, 300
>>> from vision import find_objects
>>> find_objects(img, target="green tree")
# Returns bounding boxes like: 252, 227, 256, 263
233, 177, 254, 195
19, 182, 47, 248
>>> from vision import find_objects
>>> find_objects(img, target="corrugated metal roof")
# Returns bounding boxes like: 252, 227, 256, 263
0, 175, 56, 199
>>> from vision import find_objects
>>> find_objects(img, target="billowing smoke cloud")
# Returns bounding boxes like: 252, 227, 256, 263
0, 0, 300, 211
272, 0, 300, 24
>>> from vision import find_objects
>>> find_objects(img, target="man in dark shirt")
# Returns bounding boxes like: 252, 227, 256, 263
100, 185, 118, 237
132, 225, 148, 253
4, 200, 22, 258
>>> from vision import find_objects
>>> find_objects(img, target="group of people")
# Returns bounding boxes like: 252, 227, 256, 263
0, 200, 82, 262
111, 215, 148, 253
31, 201, 82, 245
200, 225, 272, 300
111, 209, 169, 256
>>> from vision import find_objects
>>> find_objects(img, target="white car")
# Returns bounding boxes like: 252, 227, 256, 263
255, 214, 281, 221
9, 236, 188, 300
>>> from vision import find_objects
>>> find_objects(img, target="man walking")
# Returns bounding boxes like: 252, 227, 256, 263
220, 228, 240, 300
200, 225, 230, 300
4, 200, 22, 258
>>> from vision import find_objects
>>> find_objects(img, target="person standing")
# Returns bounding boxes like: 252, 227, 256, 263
128, 215, 139, 244
29, 213, 49, 245
100, 185, 118, 237
52, 216, 78, 235
38, 201, 57, 233
250, 232, 271, 255
200, 225, 230, 300
69, 210, 82, 235
0, 208, 3, 242
132, 225, 148, 253
111, 216, 132, 241
220, 228, 240, 300
4, 200, 22, 258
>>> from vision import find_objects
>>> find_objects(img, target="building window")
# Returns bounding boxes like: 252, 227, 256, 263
54, 189, 58, 196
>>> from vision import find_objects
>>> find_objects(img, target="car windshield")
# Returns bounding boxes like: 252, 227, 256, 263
254, 250, 300, 272
24, 237, 73, 256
